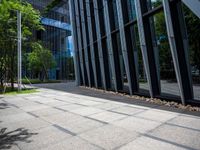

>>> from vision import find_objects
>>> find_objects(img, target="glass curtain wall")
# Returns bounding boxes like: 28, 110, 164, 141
183, 4, 200, 101
70, 0, 200, 104
28, 0, 75, 80
42, 3, 74, 80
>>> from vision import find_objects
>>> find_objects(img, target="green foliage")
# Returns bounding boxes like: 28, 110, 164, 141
44, 0, 62, 14
154, 12, 174, 73
152, 2, 200, 80
184, 6, 200, 74
0, 0, 44, 38
151, 0, 162, 8
0, 0, 44, 90
3, 88, 38, 95
66, 57, 75, 80
21, 78, 61, 84
28, 42, 56, 80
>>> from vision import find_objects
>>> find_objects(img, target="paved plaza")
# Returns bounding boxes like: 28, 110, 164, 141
0, 82, 200, 150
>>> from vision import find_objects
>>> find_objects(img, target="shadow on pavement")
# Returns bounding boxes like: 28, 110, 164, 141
0, 103, 10, 109
0, 128, 37, 149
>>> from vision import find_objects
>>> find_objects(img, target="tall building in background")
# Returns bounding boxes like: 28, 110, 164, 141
27, 0, 74, 80
70, 0, 200, 105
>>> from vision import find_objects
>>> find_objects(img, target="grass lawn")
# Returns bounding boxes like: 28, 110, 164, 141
0, 87, 38, 95
21, 79, 61, 84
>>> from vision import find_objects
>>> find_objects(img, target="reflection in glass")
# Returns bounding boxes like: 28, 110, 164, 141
127, 0, 137, 21
148, 0, 162, 10
133, 24, 150, 94
153, 11, 180, 97
183, 5, 200, 100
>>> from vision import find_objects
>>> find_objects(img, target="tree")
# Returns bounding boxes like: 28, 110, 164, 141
28, 42, 56, 81
154, 12, 175, 79
184, 6, 200, 76
44, 0, 62, 14
0, 0, 44, 90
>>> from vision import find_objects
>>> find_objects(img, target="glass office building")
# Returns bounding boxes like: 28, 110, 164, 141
27, 0, 75, 80
69, 0, 200, 105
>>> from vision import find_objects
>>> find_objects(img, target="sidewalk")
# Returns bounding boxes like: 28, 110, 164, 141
0, 82, 200, 150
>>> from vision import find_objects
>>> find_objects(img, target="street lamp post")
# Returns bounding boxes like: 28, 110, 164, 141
17, 9, 22, 91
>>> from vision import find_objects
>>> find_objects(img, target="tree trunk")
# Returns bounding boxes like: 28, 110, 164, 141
10, 54, 15, 91
0, 79, 3, 87
10, 42, 15, 91
43, 65, 48, 81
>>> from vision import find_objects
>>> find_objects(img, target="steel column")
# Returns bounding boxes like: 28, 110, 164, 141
74, 0, 88, 86
116, 0, 139, 95
69, 0, 82, 85
103, 0, 123, 92
85, 0, 100, 88
148, 1, 161, 87
93, 0, 111, 90
79, 0, 94, 87
135, 0, 160, 97
17, 9, 22, 91
162, 0, 193, 105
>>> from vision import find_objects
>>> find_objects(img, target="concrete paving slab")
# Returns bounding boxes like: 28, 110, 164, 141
5, 99, 37, 107
41, 112, 85, 125
17, 126, 72, 150
41, 136, 102, 150
69, 107, 104, 116
57, 117, 106, 134
0, 144, 21, 150
80, 97, 110, 103
0, 107, 24, 116
32, 97, 57, 104
20, 104, 50, 112
55, 104, 87, 111
168, 115, 200, 130
79, 124, 139, 150
1, 82, 200, 150
119, 136, 187, 150
2, 97, 24, 102
54, 98, 78, 104
0, 118, 51, 132
31, 107, 64, 117
0, 113, 35, 124
135, 109, 179, 122
148, 124, 200, 150
125, 103, 158, 110
77, 100, 105, 106
24, 96, 44, 100
112, 116, 161, 134
111, 106, 145, 115
93, 103, 122, 110
45, 100, 70, 107
89, 111, 127, 123
55, 95, 81, 101
39, 94, 61, 98
107, 101, 129, 106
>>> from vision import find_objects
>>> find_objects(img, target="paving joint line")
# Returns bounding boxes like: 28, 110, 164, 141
27, 112, 39, 118
107, 110, 132, 116
84, 116, 109, 125
76, 135, 106, 150
34, 101, 44, 104
52, 124, 77, 136
144, 134, 198, 150
165, 122, 200, 132
53, 107, 68, 112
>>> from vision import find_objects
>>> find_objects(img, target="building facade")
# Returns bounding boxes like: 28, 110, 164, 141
27, 0, 75, 80
70, 0, 200, 105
